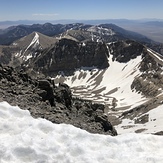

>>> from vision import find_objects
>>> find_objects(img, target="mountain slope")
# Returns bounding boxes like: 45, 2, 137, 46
0, 64, 117, 135
0, 32, 57, 67
55, 24, 153, 43
0, 23, 84, 45
0, 101, 163, 163
29, 38, 109, 75
53, 41, 145, 107
13, 31, 57, 49
13, 32, 57, 62
0, 23, 163, 135
50, 40, 163, 134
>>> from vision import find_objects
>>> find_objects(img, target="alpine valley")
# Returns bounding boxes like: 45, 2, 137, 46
0, 23, 163, 136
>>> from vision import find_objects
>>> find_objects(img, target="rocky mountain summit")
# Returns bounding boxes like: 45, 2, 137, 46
0, 64, 117, 136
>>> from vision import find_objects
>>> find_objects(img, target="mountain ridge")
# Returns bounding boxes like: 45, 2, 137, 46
0, 23, 153, 45
0, 23, 163, 135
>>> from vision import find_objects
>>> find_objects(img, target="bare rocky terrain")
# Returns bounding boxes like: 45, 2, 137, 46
0, 64, 117, 136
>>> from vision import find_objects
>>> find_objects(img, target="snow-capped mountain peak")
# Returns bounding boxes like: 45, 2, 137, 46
26, 32, 39, 50
8, 32, 58, 65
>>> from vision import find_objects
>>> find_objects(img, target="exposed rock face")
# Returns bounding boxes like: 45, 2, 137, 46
32, 38, 109, 75
146, 42, 163, 55
0, 32, 57, 68
0, 46, 16, 65
131, 49, 163, 97
0, 64, 117, 136
109, 40, 144, 62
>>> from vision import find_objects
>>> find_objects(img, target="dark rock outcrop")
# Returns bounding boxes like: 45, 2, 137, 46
0, 64, 117, 136
109, 40, 144, 62
32, 38, 109, 75
131, 49, 163, 97
153, 131, 163, 135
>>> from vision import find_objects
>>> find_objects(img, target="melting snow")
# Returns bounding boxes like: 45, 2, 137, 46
147, 48, 163, 64
116, 105, 163, 134
0, 101, 163, 163
53, 47, 163, 134
12, 42, 18, 46
87, 26, 115, 36
23, 32, 40, 61
25, 32, 39, 52
54, 54, 145, 109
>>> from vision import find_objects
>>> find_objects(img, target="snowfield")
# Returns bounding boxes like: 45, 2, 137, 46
54, 54, 145, 108
0, 101, 163, 163
53, 49, 163, 135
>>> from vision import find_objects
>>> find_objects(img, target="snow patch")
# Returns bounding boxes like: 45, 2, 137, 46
12, 42, 18, 46
54, 54, 145, 109
116, 105, 163, 134
23, 32, 40, 61
0, 101, 163, 163
25, 32, 39, 52
87, 26, 115, 36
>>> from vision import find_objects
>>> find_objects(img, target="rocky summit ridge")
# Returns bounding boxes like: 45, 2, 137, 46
0, 64, 117, 136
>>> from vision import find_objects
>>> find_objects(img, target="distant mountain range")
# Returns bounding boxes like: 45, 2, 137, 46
0, 22, 154, 45
0, 23, 155, 69
1, 19, 163, 43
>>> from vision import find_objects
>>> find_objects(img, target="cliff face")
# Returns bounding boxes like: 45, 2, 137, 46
109, 40, 145, 62
32, 39, 109, 75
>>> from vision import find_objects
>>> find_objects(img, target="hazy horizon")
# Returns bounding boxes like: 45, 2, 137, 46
0, 0, 163, 21
1, 18, 163, 22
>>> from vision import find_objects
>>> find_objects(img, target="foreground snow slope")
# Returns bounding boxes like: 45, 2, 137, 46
0, 101, 163, 163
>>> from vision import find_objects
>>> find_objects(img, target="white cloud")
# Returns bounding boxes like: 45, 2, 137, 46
32, 13, 59, 17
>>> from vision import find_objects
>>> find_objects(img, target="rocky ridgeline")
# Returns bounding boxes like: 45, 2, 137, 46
30, 38, 109, 75
109, 40, 144, 62
108, 40, 163, 98
0, 64, 117, 136
131, 49, 163, 97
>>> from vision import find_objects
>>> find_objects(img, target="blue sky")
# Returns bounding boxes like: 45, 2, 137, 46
0, 0, 163, 21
